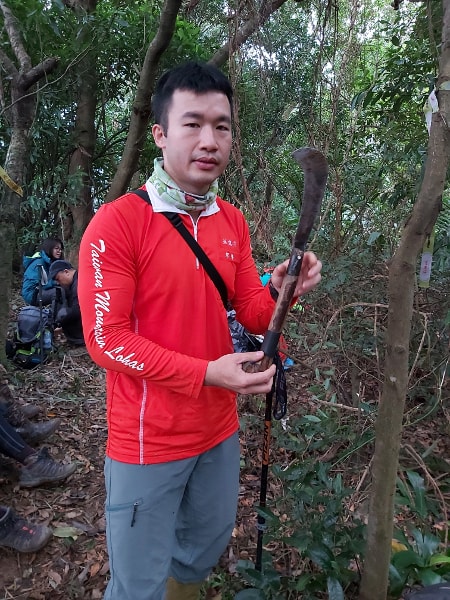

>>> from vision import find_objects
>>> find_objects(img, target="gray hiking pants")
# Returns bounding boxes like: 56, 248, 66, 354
103, 432, 240, 600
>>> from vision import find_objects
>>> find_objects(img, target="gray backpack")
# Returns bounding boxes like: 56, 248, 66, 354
8, 306, 53, 368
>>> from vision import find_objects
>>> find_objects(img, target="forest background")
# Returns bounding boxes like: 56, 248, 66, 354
0, 0, 449, 599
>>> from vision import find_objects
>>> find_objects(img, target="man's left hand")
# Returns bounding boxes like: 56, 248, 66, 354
270, 251, 322, 297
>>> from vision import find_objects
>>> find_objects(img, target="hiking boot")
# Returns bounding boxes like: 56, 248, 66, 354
19, 448, 76, 488
165, 577, 202, 600
0, 506, 52, 552
20, 404, 42, 419
15, 418, 61, 443
4, 402, 41, 426
0, 381, 14, 403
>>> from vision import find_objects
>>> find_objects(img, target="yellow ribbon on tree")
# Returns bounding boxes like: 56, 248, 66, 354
0, 166, 23, 196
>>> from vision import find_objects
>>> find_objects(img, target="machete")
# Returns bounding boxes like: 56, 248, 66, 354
245, 147, 328, 374
238, 147, 328, 581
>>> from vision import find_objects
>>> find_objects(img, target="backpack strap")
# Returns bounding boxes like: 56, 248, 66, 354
131, 188, 287, 420
131, 188, 229, 310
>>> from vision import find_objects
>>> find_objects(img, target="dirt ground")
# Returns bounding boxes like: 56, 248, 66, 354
0, 301, 448, 599
0, 341, 308, 600
0, 349, 110, 599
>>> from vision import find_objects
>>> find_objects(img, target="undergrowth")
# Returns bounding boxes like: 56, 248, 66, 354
215, 266, 449, 599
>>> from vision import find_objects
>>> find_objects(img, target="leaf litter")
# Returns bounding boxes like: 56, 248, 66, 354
1, 294, 448, 599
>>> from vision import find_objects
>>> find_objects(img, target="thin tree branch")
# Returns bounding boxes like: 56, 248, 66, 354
0, 0, 31, 71
0, 50, 87, 116
19, 57, 59, 92
209, 0, 290, 68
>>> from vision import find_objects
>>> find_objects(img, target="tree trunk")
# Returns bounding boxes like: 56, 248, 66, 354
105, 0, 183, 202
106, 0, 290, 202
0, 1, 58, 365
209, 0, 289, 67
63, 0, 98, 261
359, 2, 450, 598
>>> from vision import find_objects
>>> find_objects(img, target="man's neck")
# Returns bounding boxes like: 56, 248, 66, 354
191, 210, 202, 224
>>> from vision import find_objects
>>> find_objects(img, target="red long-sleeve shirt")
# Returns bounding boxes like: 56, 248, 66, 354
78, 184, 275, 464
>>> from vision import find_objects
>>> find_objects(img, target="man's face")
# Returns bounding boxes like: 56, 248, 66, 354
152, 89, 232, 195
55, 269, 73, 288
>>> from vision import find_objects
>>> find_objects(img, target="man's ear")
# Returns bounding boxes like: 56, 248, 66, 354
152, 124, 166, 149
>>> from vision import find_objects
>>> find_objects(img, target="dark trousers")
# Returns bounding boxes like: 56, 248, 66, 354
0, 407, 33, 464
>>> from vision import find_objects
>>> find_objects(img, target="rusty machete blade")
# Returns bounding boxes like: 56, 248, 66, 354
292, 147, 329, 250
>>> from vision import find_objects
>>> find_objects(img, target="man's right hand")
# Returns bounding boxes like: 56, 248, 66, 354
204, 351, 276, 395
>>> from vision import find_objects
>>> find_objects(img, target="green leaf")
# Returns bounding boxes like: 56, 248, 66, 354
406, 471, 427, 518
52, 526, 81, 539
388, 564, 407, 596
359, 402, 375, 413
234, 589, 266, 600
255, 506, 280, 526
411, 529, 440, 559
420, 569, 444, 587
327, 577, 345, 600
391, 550, 425, 569
236, 562, 265, 588
363, 90, 374, 108
287, 535, 308, 552
307, 545, 334, 569
293, 573, 312, 591
350, 90, 366, 110
301, 415, 322, 423
367, 231, 382, 245
429, 554, 450, 566
392, 529, 410, 547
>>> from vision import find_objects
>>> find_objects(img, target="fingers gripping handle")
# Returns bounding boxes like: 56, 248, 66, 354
243, 250, 304, 374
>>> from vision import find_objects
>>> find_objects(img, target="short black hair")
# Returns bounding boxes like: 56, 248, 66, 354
152, 61, 233, 133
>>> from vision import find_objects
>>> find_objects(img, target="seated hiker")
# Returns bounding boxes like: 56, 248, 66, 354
21, 238, 64, 307
0, 505, 53, 553
48, 260, 84, 346
0, 411, 76, 488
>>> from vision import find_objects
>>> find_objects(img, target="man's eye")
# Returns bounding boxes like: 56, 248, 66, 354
185, 122, 199, 128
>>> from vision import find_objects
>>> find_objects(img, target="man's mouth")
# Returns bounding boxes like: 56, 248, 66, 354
195, 157, 218, 165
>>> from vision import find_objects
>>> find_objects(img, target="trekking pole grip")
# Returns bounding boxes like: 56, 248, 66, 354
242, 260, 301, 374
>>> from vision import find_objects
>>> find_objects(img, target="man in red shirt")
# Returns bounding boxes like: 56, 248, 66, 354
78, 61, 322, 600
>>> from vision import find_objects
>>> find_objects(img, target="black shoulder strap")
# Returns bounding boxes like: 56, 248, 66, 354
131, 188, 229, 309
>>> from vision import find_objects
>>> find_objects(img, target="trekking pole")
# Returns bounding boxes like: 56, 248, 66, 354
255, 384, 274, 572
244, 148, 328, 572
38, 266, 45, 364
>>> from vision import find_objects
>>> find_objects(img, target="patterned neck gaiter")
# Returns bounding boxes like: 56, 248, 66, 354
149, 158, 218, 212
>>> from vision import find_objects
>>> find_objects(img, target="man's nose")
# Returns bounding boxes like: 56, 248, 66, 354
199, 125, 218, 149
